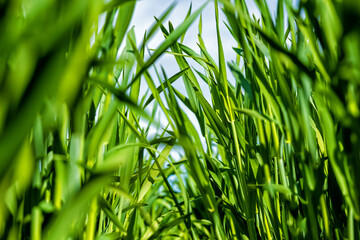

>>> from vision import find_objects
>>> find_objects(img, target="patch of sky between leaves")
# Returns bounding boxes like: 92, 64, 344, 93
93, 0, 299, 163
123, 0, 292, 104
126, 0, 263, 160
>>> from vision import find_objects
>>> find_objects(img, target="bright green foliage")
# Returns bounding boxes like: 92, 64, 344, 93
1, 0, 360, 239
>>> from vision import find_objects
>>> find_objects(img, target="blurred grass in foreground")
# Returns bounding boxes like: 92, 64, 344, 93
1, 0, 360, 239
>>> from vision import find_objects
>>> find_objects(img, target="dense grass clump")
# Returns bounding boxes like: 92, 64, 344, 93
1, 0, 360, 239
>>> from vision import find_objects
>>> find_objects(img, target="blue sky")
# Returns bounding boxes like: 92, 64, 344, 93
112, 0, 300, 188
126, 0, 281, 101
125, 0, 276, 127
117, 0, 285, 156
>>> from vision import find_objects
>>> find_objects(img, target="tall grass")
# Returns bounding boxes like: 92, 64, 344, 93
1, 0, 360, 239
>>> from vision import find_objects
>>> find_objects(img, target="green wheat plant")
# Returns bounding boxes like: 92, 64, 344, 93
1, 0, 360, 239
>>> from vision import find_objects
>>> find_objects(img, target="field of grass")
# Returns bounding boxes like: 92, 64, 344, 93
1, 0, 360, 239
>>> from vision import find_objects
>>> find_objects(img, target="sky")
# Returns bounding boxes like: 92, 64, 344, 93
110, 0, 299, 189
124, 0, 278, 131
117, 0, 282, 160
125, 0, 281, 101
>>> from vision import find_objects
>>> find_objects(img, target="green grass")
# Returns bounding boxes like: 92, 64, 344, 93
1, 0, 360, 239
